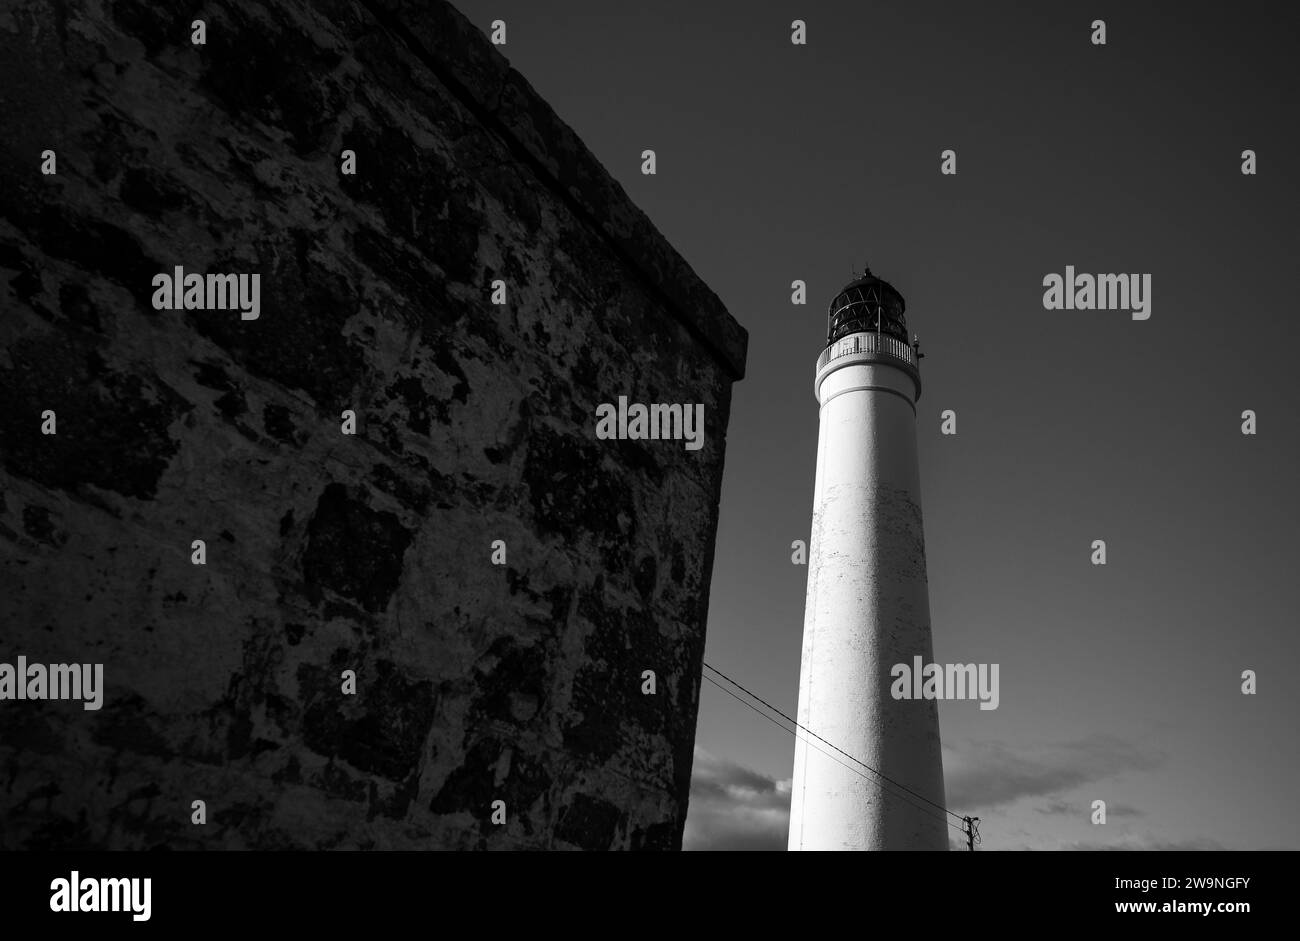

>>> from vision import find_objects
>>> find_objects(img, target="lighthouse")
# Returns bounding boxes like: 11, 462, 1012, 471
787, 267, 948, 851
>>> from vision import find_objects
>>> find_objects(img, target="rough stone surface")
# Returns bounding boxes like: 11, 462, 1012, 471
0, 0, 746, 850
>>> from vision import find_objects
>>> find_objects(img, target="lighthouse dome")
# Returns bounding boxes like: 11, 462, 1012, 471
827, 267, 908, 345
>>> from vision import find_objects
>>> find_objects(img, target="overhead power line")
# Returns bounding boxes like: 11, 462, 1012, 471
701, 674, 966, 836
701, 661, 980, 845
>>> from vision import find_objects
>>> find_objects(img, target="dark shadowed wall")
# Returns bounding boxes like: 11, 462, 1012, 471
0, 0, 745, 850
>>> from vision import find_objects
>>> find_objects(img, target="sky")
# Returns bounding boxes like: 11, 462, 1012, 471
452, 0, 1300, 850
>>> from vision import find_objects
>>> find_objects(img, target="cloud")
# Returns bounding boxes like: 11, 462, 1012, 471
1035, 799, 1144, 818
684, 735, 1168, 851
682, 747, 790, 851
1052, 836, 1224, 851
944, 734, 1164, 811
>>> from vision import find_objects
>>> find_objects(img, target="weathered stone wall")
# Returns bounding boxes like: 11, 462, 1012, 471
0, 0, 746, 850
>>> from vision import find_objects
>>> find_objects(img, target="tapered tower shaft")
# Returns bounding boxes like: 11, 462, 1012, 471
788, 270, 947, 851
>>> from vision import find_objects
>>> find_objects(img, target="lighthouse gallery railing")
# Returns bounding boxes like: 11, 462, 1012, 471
816, 331, 918, 373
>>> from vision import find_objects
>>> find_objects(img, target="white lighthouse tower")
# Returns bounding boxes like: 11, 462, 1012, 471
787, 267, 948, 851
